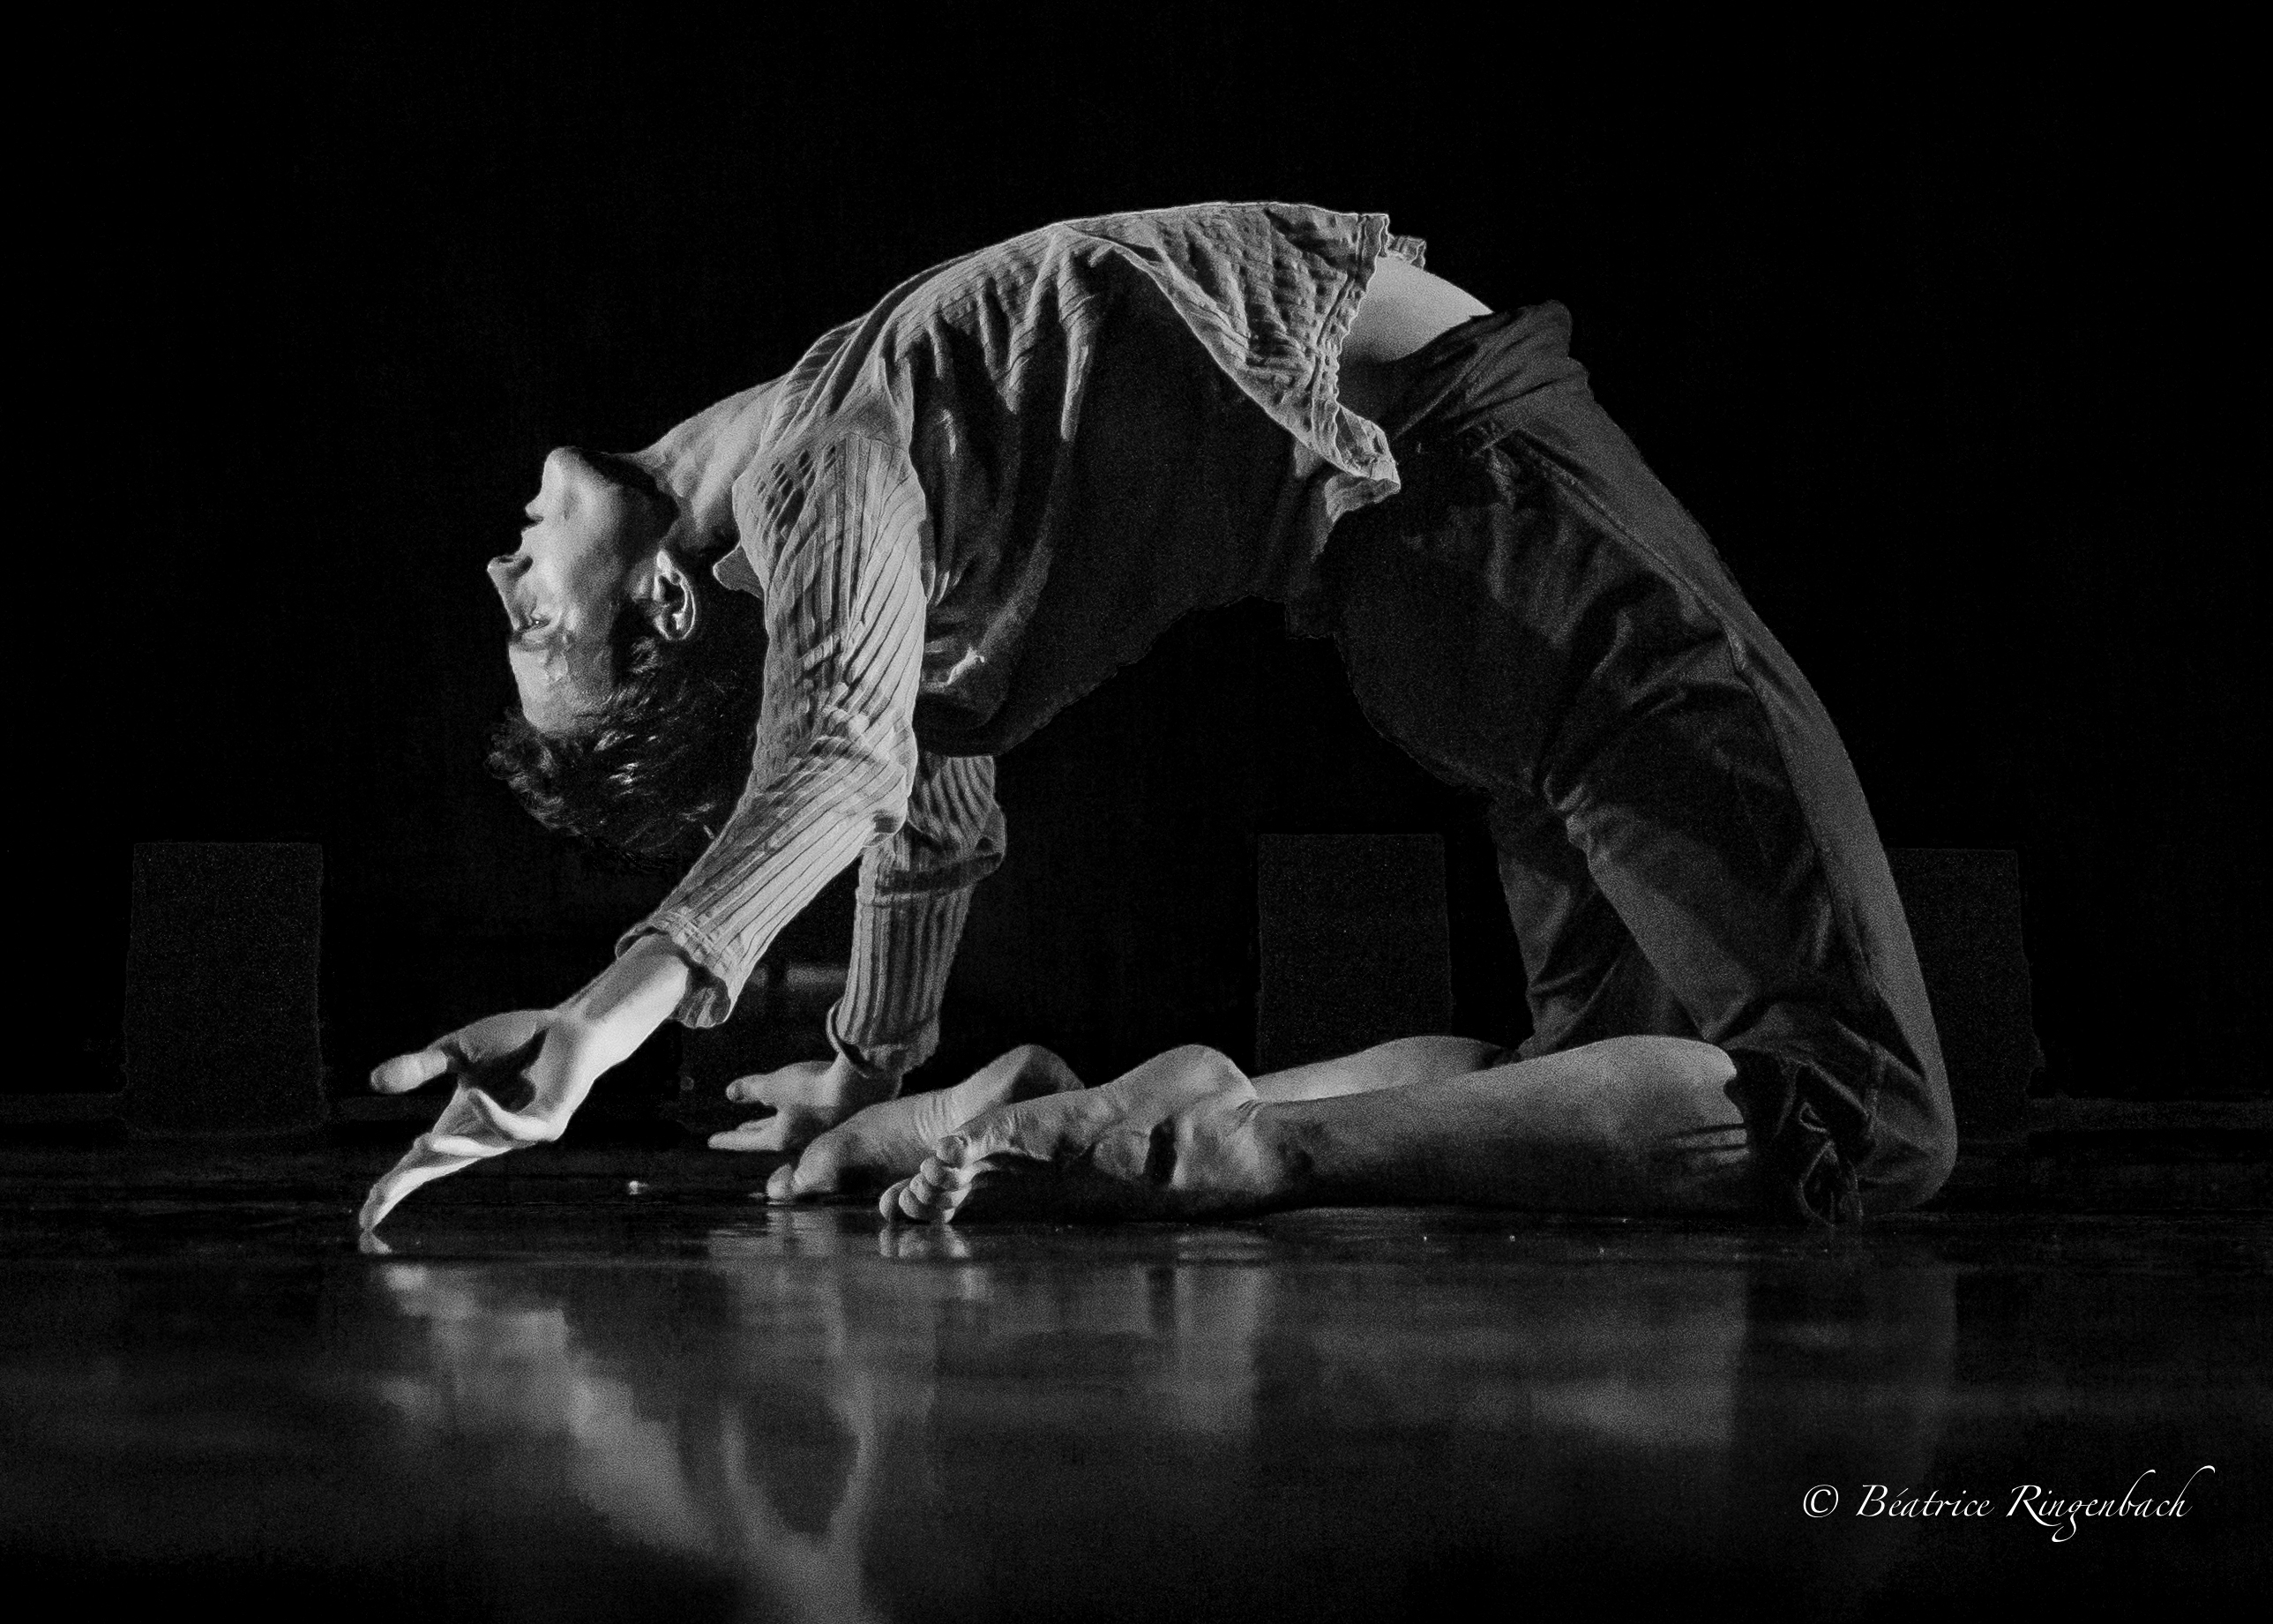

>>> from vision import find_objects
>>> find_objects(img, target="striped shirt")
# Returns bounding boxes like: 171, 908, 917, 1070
622, 203, 1425, 1073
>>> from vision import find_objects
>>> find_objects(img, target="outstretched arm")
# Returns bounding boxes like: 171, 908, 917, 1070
359, 934, 693, 1233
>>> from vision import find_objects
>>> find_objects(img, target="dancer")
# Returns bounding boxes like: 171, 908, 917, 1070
363, 203, 1953, 1234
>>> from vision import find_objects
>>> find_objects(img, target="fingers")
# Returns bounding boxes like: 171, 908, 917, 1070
370, 1048, 452, 1094
355, 1084, 534, 1234
460, 1086, 561, 1144
373, 1012, 552, 1096
707, 1116, 801, 1154
357, 1134, 489, 1232
722, 1058, 835, 1108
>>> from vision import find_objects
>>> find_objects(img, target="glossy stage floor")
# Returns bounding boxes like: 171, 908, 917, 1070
3, 1146, 2266, 1620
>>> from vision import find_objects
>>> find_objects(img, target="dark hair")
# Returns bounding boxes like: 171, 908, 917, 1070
486, 454, 766, 866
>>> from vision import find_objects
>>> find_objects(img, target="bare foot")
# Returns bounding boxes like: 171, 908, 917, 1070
707, 1056, 901, 1156
881, 1045, 1289, 1224
766, 1045, 1085, 1202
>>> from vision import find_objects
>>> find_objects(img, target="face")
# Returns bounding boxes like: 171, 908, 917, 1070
488, 448, 654, 734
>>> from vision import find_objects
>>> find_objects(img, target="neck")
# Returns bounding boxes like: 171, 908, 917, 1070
634, 382, 783, 555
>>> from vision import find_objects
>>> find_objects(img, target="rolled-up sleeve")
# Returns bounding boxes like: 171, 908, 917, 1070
826, 749, 1006, 1074
619, 434, 931, 1029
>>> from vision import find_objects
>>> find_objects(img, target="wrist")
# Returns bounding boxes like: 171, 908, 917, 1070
825, 1001, 921, 1087
557, 938, 692, 1060
832, 1040, 905, 1091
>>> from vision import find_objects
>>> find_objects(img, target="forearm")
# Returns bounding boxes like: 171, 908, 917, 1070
1264, 1036, 1759, 1215
833, 884, 974, 1077
556, 934, 692, 1072
631, 763, 904, 1028
833, 751, 1005, 1075
643, 430, 934, 1031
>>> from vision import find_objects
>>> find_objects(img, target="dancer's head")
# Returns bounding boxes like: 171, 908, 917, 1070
485, 446, 765, 861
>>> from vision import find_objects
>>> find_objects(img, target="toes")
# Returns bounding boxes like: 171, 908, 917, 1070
879, 1160, 956, 1223
902, 1155, 980, 1221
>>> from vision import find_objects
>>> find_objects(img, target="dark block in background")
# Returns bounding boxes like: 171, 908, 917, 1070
123, 842, 326, 1134
1887, 848, 2043, 1142
1256, 833, 1454, 1074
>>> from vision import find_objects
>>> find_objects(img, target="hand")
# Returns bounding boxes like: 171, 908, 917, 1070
359, 1008, 609, 1233
357, 936, 692, 1236
372, 1007, 607, 1136
707, 1052, 902, 1155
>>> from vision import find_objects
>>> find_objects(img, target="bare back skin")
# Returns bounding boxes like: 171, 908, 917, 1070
1337, 256, 1495, 420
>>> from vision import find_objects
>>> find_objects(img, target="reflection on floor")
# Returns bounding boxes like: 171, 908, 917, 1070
2, 1164, 2266, 1620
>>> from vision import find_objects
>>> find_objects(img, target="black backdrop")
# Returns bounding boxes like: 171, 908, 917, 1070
33, 17, 2262, 1102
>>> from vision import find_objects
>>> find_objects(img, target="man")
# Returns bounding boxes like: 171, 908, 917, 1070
360, 202, 1955, 1233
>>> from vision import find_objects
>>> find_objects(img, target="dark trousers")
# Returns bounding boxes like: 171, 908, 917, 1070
1317, 304, 1956, 1222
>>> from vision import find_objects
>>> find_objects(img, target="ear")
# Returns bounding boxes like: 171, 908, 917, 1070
630, 549, 701, 644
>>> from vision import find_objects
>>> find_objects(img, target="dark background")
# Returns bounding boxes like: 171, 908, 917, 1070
30, 17, 2262, 1103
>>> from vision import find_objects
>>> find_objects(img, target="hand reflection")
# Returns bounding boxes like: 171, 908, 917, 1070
375, 1230, 906, 1623
368, 1212, 1283, 1622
